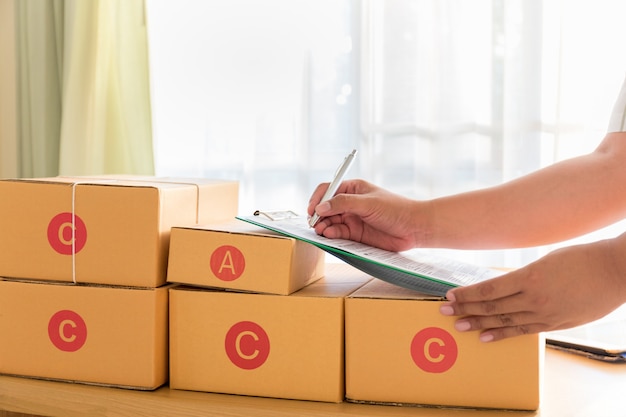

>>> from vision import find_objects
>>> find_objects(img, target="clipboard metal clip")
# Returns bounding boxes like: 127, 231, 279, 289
253, 210, 300, 221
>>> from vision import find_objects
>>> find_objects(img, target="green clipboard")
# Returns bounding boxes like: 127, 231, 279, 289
237, 211, 502, 297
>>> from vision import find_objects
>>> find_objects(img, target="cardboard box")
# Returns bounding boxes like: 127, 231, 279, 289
167, 219, 325, 295
345, 279, 542, 410
0, 279, 169, 390
169, 263, 371, 402
0, 176, 238, 287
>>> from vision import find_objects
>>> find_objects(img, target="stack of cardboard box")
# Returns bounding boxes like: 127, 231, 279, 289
0, 176, 543, 409
166, 220, 371, 402
0, 176, 238, 389
166, 220, 543, 410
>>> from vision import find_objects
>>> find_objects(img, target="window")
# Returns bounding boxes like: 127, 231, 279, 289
147, 0, 626, 268
147, 0, 357, 213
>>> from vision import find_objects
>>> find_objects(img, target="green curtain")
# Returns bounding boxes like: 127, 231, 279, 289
15, 0, 154, 178
0, 0, 18, 179
15, 0, 63, 177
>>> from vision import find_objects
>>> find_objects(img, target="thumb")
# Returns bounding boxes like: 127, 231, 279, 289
314, 201, 332, 216
316, 193, 373, 219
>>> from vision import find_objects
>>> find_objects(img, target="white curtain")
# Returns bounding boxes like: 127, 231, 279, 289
147, 0, 626, 268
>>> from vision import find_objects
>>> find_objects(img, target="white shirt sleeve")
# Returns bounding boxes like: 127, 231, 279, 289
608, 76, 626, 133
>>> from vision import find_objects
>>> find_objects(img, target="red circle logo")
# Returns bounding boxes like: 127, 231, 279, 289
48, 310, 88, 352
47, 213, 87, 255
210, 245, 245, 281
410, 327, 458, 373
224, 321, 270, 370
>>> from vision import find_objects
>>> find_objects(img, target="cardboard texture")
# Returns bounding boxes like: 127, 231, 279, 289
345, 279, 542, 410
167, 219, 325, 295
0, 176, 238, 287
169, 263, 372, 402
0, 279, 169, 390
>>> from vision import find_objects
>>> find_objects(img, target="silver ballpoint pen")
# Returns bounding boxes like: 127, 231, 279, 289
308, 149, 358, 227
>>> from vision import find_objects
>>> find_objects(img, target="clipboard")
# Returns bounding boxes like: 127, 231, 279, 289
237, 211, 503, 296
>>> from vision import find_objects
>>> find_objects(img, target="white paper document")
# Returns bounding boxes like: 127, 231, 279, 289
237, 213, 503, 296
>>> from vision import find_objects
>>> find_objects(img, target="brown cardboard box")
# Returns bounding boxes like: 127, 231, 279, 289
0, 176, 238, 287
0, 279, 169, 390
167, 219, 324, 295
345, 279, 542, 410
169, 263, 371, 402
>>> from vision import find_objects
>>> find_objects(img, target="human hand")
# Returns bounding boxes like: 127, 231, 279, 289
307, 179, 428, 252
439, 237, 626, 342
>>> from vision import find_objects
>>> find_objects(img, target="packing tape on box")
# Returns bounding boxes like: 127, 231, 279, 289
71, 182, 77, 284
70, 180, 112, 284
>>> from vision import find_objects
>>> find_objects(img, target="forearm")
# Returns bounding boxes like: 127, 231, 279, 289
424, 132, 626, 249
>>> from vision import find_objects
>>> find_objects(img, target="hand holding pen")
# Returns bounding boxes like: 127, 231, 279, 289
308, 149, 357, 227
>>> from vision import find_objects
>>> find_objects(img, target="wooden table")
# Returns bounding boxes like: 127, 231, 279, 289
2, 347, 626, 417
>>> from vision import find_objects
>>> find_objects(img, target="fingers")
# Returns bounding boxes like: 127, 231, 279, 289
307, 182, 331, 217
441, 290, 526, 317
439, 271, 541, 343
453, 310, 535, 332
307, 179, 374, 218
309, 194, 360, 230
474, 323, 547, 343
445, 306, 547, 343
445, 271, 524, 304
444, 312, 546, 343
315, 218, 353, 240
